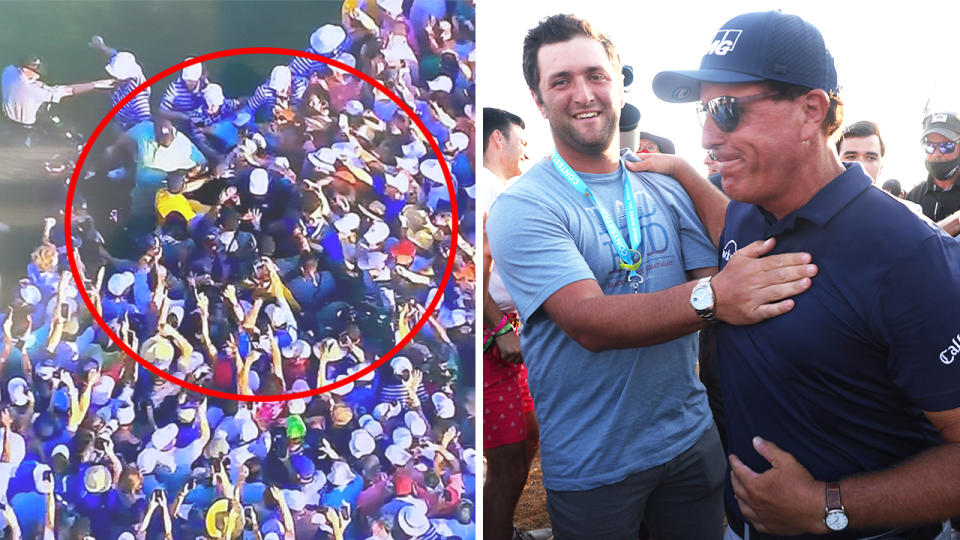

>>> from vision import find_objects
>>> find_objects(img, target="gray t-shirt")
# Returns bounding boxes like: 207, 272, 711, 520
486, 153, 716, 490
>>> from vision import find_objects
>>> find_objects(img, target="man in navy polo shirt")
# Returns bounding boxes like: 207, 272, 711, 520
635, 10, 960, 540
487, 13, 820, 540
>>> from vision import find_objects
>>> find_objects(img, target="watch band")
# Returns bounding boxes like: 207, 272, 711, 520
825, 481, 842, 510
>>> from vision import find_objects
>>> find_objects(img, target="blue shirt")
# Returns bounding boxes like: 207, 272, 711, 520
486, 153, 716, 491
717, 164, 960, 539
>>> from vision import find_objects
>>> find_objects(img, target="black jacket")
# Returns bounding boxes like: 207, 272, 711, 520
905, 176, 960, 221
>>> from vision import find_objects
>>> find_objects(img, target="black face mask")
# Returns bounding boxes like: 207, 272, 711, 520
925, 155, 960, 180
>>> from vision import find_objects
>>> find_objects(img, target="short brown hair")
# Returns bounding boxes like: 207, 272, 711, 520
765, 81, 844, 137
522, 14, 620, 102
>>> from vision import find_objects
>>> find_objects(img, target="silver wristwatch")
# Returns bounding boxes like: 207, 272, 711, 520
690, 277, 716, 322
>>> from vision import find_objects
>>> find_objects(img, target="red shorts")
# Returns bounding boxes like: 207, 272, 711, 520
483, 318, 535, 449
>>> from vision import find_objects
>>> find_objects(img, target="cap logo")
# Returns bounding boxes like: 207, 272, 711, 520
706, 29, 742, 56
932, 113, 949, 124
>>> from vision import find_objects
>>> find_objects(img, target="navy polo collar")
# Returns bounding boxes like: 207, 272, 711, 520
762, 162, 871, 236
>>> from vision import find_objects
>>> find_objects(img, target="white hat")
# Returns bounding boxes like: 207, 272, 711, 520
377, 0, 403, 17
349, 429, 375, 458
263, 533, 281, 540
264, 303, 284, 328
91, 375, 116, 406
248, 370, 261, 393
181, 61, 203, 82
385, 171, 409, 192
7, 377, 30, 407
310, 24, 347, 56
390, 356, 412, 375
36, 366, 56, 381
137, 448, 160, 475
385, 444, 412, 466
118, 531, 136, 540
34, 464, 54, 494
363, 221, 390, 246
404, 411, 427, 437
273, 156, 290, 169
143, 338, 175, 369
432, 392, 455, 419
344, 100, 364, 116
395, 156, 419, 174
85, 464, 111, 493
397, 505, 430, 536
268, 65, 292, 92
282, 339, 310, 359
401, 139, 427, 159
287, 398, 305, 415
427, 75, 453, 93
337, 53, 357, 70
168, 304, 185, 328
107, 271, 135, 296
182, 351, 205, 375
284, 490, 308, 512
462, 448, 477, 475
105, 51, 143, 80
439, 308, 467, 329
334, 213, 360, 233
117, 403, 135, 425
392, 426, 413, 449
327, 460, 356, 487
373, 401, 401, 421
291, 378, 313, 403
51, 444, 70, 461
239, 420, 259, 444
358, 414, 383, 438
330, 373, 354, 396
307, 148, 336, 174
419, 159, 445, 184
449, 131, 469, 152
19, 284, 41, 305
249, 168, 269, 196
347, 362, 375, 384
151, 423, 178, 450
203, 83, 225, 108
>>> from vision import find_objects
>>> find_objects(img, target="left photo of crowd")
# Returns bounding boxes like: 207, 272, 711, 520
0, 1, 476, 539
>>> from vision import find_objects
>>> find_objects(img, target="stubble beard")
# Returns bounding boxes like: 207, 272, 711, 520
549, 109, 618, 157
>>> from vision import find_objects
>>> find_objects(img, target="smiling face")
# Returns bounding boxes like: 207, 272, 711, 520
700, 82, 806, 212
533, 36, 623, 165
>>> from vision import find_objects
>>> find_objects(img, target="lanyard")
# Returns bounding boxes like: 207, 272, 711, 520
551, 151, 644, 290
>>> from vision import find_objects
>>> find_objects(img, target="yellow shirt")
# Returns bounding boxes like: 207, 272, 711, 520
155, 190, 197, 221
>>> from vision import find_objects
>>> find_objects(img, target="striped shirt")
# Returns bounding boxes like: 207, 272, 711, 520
288, 37, 350, 78
160, 77, 207, 113
188, 98, 241, 129
377, 382, 429, 406
288, 48, 329, 79
111, 78, 152, 130
245, 78, 307, 119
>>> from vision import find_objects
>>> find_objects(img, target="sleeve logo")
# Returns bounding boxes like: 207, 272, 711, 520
939, 333, 960, 365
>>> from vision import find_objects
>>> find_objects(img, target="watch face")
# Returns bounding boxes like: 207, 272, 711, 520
691, 284, 713, 310
825, 510, 848, 531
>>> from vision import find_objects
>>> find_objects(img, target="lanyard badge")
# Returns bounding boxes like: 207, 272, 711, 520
552, 151, 644, 292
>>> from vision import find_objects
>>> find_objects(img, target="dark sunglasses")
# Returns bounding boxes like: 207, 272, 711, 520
923, 140, 959, 155
697, 92, 781, 132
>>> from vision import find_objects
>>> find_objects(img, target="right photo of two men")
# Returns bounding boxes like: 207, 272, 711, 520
476, 2, 960, 540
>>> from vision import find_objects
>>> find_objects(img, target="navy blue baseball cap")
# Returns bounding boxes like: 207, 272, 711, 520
653, 11, 838, 103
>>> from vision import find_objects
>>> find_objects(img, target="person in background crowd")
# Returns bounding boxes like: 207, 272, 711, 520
0, 1, 476, 538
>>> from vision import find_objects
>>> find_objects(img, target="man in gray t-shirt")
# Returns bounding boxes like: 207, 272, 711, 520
486, 14, 818, 540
